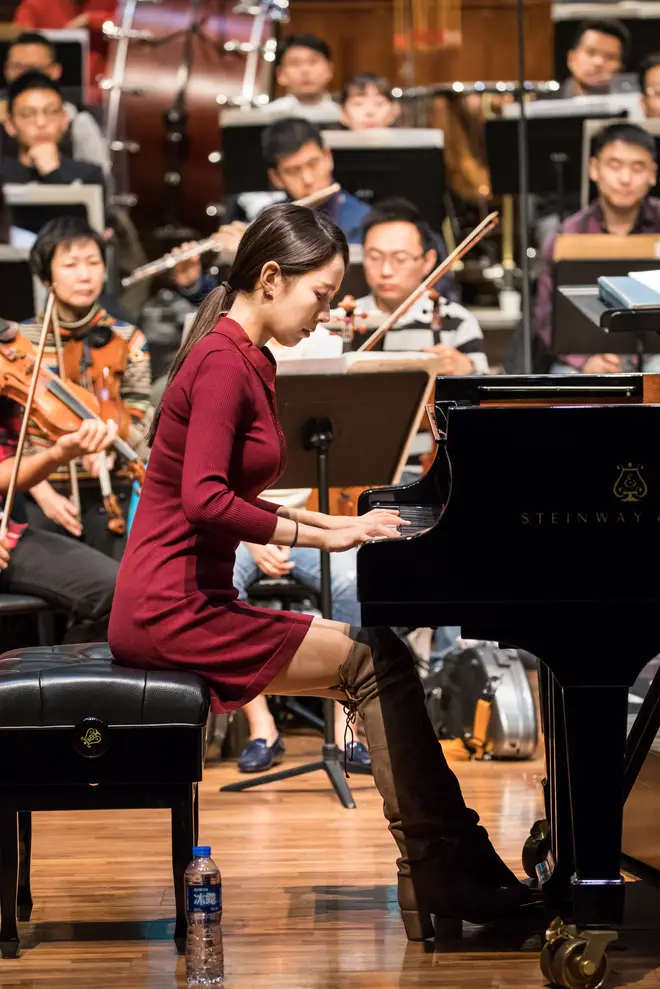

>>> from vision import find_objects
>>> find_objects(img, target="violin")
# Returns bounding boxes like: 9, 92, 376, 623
330, 296, 372, 350
0, 331, 146, 485
63, 333, 133, 441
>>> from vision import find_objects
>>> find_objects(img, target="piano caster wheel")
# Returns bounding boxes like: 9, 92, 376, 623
522, 818, 552, 879
540, 917, 617, 989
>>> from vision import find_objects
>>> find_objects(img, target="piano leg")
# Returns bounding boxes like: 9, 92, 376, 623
539, 663, 552, 822
561, 683, 628, 928
542, 672, 575, 905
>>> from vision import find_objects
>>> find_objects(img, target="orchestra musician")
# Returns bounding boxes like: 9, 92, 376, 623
173, 118, 372, 307
534, 122, 660, 374
0, 345, 118, 642
109, 203, 530, 938
351, 198, 487, 372
267, 34, 341, 122
12, 0, 114, 105
0, 32, 108, 170
21, 217, 151, 558
339, 73, 400, 131
0, 72, 107, 234
557, 19, 629, 97
639, 54, 660, 118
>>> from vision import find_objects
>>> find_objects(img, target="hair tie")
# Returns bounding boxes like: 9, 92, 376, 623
221, 280, 233, 294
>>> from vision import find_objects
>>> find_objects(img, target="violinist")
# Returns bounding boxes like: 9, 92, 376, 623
352, 198, 488, 372
21, 216, 151, 559
0, 325, 118, 643
109, 204, 529, 937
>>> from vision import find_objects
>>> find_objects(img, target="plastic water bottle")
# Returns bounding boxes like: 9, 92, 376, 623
185, 846, 224, 986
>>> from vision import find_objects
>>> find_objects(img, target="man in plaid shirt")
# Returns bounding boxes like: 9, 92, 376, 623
0, 372, 119, 642
534, 123, 660, 373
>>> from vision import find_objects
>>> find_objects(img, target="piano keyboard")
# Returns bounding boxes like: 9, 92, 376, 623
377, 503, 441, 535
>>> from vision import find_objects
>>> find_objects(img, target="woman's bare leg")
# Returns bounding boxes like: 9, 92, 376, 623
242, 694, 279, 745
266, 617, 352, 698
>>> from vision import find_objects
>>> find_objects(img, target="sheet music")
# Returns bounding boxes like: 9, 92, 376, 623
275, 351, 443, 376
628, 269, 660, 293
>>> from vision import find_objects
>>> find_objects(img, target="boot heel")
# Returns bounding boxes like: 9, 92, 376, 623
432, 915, 463, 940
400, 908, 434, 941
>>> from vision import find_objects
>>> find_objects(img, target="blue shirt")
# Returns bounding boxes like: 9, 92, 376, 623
323, 189, 370, 244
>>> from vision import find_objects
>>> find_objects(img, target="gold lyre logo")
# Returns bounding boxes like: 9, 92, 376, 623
81, 726, 102, 749
614, 463, 648, 503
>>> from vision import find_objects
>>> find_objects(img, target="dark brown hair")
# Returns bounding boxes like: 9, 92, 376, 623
341, 73, 393, 106
148, 202, 349, 445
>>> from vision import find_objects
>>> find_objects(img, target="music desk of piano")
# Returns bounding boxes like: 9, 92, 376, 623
357, 373, 660, 962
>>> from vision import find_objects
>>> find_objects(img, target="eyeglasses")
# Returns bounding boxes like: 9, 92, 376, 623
13, 106, 63, 122
364, 249, 424, 271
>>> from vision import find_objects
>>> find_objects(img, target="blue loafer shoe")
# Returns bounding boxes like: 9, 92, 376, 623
343, 740, 372, 773
237, 736, 285, 773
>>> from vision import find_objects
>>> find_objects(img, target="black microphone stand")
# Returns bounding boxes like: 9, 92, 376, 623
221, 418, 359, 809
515, 0, 533, 374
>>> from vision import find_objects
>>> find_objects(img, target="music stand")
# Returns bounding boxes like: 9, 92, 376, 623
486, 112, 624, 215
220, 362, 431, 807
4, 184, 105, 236
219, 108, 342, 195
324, 129, 445, 230
555, 285, 660, 365
0, 247, 40, 322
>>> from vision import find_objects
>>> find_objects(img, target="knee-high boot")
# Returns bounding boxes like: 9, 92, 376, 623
337, 627, 528, 940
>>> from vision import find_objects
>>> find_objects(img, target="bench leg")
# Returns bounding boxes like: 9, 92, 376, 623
171, 785, 195, 955
193, 783, 199, 846
17, 812, 33, 922
0, 808, 20, 958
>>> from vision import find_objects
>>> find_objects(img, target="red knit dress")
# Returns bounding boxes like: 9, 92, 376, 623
109, 317, 313, 713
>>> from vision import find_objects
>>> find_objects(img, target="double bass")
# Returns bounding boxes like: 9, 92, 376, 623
105, 0, 279, 248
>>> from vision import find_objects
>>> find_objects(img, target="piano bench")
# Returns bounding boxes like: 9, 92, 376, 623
0, 594, 58, 647
0, 643, 209, 959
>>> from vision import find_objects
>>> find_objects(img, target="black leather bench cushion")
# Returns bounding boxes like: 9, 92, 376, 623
0, 594, 48, 614
0, 644, 209, 728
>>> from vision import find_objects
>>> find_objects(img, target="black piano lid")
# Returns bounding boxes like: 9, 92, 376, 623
434, 373, 643, 406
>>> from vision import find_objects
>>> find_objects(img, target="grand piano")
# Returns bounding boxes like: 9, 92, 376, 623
357, 373, 660, 964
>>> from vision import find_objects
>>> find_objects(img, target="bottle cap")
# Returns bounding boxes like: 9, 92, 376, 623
193, 845, 212, 857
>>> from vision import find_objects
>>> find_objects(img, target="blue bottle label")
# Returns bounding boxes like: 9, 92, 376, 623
187, 882, 222, 914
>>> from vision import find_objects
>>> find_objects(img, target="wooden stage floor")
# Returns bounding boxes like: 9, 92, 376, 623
2, 736, 659, 988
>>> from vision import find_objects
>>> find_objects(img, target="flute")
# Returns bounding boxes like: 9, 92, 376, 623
121, 183, 342, 288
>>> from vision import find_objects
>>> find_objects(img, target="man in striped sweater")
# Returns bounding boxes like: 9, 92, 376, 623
21, 216, 151, 559
351, 198, 488, 371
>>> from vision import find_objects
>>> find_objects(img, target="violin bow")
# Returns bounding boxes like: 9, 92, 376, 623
356, 211, 500, 353
0, 291, 57, 541
51, 304, 81, 515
